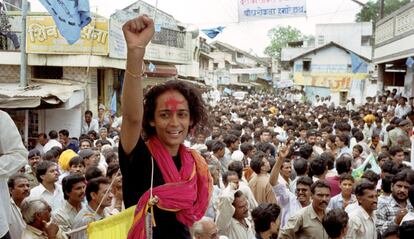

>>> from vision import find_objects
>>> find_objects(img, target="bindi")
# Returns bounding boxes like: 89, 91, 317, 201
164, 97, 185, 113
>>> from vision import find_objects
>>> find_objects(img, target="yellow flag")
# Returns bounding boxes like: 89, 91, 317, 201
87, 206, 136, 239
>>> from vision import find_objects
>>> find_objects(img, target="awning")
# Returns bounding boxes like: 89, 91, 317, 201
177, 78, 208, 88
0, 81, 84, 109
144, 64, 177, 77
230, 82, 250, 87
249, 82, 263, 87
225, 60, 238, 66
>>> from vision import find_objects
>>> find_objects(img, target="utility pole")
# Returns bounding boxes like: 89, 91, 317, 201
379, 0, 385, 19
20, 0, 28, 88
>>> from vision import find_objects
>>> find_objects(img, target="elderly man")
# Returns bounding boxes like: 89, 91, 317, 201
193, 217, 221, 239
20, 198, 67, 239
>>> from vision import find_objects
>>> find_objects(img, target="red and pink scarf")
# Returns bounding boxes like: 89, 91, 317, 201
127, 136, 212, 239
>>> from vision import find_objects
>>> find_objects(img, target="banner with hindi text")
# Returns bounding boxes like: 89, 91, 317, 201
293, 73, 368, 92
26, 16, 109, 55
238, 0, 307, 22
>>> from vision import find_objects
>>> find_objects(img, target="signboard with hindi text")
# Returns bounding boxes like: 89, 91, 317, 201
26, 16, 109, 55
238, 0, 307, 22
294, 73, 368, 92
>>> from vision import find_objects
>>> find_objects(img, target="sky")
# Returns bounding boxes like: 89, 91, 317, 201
28, 0, 370, 56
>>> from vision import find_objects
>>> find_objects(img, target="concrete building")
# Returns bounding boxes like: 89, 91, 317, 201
315, 22, 373, 60
288, 42, 372, 106
374, 1, 414, 97
280, 22, 376, 105
209, 41, 272, 92
0, 0, 194, 147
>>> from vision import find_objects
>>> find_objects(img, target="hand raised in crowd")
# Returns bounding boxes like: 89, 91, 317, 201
43, 220, 59, 239
395, 208, 408, 225
278, 143, 291, 159
269, 143, 292, 186
122, 15, 155, 52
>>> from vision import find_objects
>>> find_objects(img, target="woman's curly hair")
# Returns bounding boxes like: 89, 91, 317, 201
142, 80, 209, 140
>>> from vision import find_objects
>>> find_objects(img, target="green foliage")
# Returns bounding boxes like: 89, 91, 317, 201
264, 26, 303, 61
356, 0, 410, 22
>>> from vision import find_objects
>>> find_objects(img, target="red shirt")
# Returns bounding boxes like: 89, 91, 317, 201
326, 176, 341, 197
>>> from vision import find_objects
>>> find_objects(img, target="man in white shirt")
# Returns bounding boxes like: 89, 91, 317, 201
347, 98, 358, 111
81, 110, 99, 135
43, 130, 62, 153
8, 174, 30, 239
395, 97, 411, 119
34, 133, 48, 154
28, 161, 64, 211
216, 185, 255, 239
345, 181, 377, 239
269, 148, 312, 229
0, 110, 28, 239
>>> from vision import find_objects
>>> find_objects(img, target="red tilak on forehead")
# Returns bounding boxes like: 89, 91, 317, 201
164, 97, 185, 113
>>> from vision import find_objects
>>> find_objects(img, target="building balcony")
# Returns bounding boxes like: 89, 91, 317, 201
374, 1, 414, 64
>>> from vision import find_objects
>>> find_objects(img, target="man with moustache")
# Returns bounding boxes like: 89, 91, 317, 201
52, 174, 86, 234
345, 181, 377, 239
25, 149, 42, 189
279, 180, 331, 239
269, 147, 312, 229
376, 171, 413, 235
8, 174, 30, 239
72, 177, 113, 239
216, 185, 254, 239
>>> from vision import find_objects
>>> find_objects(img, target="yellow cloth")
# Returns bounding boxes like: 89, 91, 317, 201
87, 206, 136, 239
363, 114, 376, 123
58, 149, 78, 171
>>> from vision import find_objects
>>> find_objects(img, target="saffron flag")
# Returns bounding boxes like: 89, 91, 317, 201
352, 153, 381, 179
38, 0, 91, 44
87, 206, 136, 239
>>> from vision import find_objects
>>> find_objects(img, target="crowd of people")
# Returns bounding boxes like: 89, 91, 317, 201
1, 15, 414, 239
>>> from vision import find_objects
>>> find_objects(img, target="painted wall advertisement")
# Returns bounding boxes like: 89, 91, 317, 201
238, 0, 307, 21
293, 73, 368, 92
26, 16, 109, 55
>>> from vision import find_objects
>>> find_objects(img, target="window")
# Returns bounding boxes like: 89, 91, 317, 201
213, 63, 218, 70
303, 60, 311, 72
361, 35, 371, 46
32, 66, 63, 79
317, 35, 325, 45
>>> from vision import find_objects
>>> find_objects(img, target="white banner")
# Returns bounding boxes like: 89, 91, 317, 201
230, 67, 267, 74
238, 0, 307, 22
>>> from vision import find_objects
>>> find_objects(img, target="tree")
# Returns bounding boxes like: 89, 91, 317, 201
264, 26, 303, 61
356, 0, 410, 22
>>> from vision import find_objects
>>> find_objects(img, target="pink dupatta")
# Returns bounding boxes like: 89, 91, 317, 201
127, 136, 212, 239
